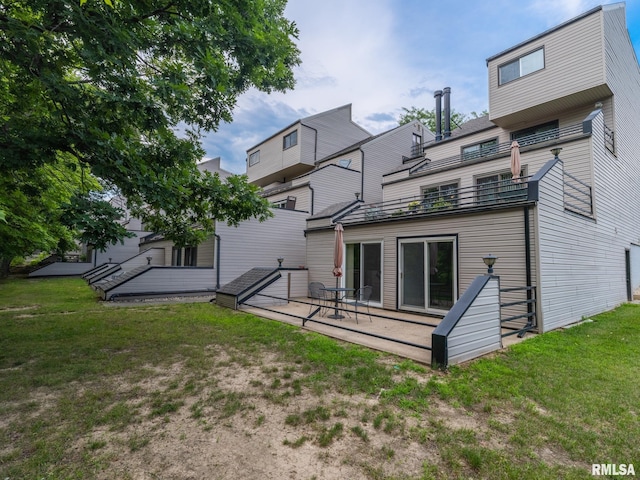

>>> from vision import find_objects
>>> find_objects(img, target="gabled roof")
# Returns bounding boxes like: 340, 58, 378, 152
308, 200, 360, 221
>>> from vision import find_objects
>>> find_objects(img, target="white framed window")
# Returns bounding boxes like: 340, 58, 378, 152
499, 48, 544, 85
476, 168, 526, 204
248, 150, 260, 166
283, 131, 297, 150
338, 158, 352, 168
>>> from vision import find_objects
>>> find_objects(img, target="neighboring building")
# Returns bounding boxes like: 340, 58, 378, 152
305, 3, 640, 334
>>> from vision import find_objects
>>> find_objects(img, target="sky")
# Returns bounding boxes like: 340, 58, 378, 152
200, 0, 640, 174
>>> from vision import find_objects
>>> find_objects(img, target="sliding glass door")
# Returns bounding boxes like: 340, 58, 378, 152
400, 237, 456, 314
345, 242, 382, 304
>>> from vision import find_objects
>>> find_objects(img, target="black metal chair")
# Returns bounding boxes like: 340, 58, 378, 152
346, 286, 373, 324
308, 281, 328, 317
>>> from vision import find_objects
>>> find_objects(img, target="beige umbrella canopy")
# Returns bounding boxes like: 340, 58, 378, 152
510, 140, 521, 182
333, 223, 344, 287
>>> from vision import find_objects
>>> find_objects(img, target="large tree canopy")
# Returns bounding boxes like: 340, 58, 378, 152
0, 0, 300, 263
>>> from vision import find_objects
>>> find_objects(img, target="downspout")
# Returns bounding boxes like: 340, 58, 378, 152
359, 147, 365, 202
214, 234, 221, 290
524, 207, 533, 327
309, 185, 315, 215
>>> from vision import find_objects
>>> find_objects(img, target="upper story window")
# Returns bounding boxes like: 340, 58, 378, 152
462, 138, 498, 161
283, 130, 298, 150
499, 48, 544, 85
421, 181, 459, 209
338, 159, 352, 168
511, 120, 558, 146
412, 133, 423, 156
476, 168, 526, 204
248, 150, 260, 166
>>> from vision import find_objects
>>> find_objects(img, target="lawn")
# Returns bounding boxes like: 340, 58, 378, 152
0, 277, 638, 479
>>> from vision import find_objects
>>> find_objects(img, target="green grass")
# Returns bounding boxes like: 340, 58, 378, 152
1, 277, 639, 479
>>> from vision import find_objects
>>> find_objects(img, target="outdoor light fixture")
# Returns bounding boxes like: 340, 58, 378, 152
277, 257, 284, 268
482, 254, 498, 274
550, 147, 562, 158
146, 256, 152, 265
355, 192, 361, 200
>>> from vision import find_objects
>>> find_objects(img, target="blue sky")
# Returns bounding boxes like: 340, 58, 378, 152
200, 0, 640, 174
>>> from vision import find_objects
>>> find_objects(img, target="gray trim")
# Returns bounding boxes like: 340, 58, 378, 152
527, 157, 561, 202
431, 275, 493, 368
582, 108, 603, 135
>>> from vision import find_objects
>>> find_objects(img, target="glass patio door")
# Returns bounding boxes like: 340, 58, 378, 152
345, 242, 382, 304
400, 238, 456, 314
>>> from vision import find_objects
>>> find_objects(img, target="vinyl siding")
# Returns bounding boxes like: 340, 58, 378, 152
104, 267, 216, 300
29, 262, 94, 277
383, 136, 592, 204
216, 209, 307, 286
95, 230, 149, 265
362, 122, 433, 204
306, 208, 533, 314
488, 10, 609, 126
447, 277, 502, 365
266, 185, 311, 213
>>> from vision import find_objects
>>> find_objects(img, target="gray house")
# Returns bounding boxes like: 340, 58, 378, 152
304, 3, 640, 349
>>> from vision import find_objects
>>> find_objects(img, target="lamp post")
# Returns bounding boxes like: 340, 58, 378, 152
277, 257, 284, 268
482, 254, 498, 275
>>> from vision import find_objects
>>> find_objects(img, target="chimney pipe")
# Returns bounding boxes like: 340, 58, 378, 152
434, 90, 443, 141
443, 87, 451, 138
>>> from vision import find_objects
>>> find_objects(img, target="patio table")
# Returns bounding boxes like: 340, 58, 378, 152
321, 287, 354, 319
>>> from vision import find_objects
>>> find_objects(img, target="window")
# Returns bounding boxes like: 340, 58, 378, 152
171, 247, 182, 266
283, 131, 297, 149
511, 120, 558, 146
248, 150, 260, 166
461, 138, 498, 161
412, 133, 422, 155
184, 246, 197, 267
421, 182, 459, 210
338, 158, 352, 168
476, 169, 526, 204
499, 48, 544, 85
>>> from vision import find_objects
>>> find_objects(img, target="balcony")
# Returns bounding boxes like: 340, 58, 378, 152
410, 123, 587, 174
338, 177, 531, 225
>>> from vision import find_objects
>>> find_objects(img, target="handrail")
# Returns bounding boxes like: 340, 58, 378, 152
411, 123, 585, 174
339, 176, 532, 225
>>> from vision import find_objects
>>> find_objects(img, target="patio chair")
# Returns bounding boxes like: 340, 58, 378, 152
346, 286, 373, 324
308, 282, 328, 317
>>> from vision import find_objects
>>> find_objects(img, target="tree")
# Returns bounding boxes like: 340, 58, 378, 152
0, 157, 91, 276
398, 107, 488, 132
0, 0, 300, 261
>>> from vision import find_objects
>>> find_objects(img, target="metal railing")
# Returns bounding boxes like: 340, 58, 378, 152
411, 123, 584, 173
500, 285, 537, 338
339, 177, 531, 225
564, 171, 593, 217
604, 124, 615, 154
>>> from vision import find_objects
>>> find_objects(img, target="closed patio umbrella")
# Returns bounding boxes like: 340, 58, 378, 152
333, 222, 344, 288
510, 140, 521, 182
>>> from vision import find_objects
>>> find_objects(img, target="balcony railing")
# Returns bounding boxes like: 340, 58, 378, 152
563, 171, 593, 217
339, 177, 531, 225
410, 123, 585, 174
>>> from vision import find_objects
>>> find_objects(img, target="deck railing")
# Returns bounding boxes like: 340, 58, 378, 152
410, 123, 585, 172
563, 171, 593, 217
339, 177, 531, 225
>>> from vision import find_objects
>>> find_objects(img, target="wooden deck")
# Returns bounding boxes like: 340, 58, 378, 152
240, 296, 532, 366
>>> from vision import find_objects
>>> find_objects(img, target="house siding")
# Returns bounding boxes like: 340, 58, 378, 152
216, 209, 307, 286
307, 208, 533, 314
104, 267, 216, 300
488, 9, 609, 126
447, 277, 502, 365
